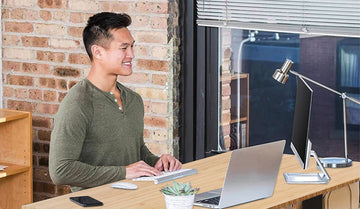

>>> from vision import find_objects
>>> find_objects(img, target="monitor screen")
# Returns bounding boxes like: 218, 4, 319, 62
291, 76, 313, 169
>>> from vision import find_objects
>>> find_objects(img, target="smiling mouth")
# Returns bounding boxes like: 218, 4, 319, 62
123, 62, 132, 66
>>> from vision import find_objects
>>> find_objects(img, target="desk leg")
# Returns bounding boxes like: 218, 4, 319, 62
323, 182, 359, 209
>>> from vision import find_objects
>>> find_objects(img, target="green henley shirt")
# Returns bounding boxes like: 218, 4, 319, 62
49, 78, 159, 192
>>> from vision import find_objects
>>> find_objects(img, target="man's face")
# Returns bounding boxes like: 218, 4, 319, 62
102, 28, 135, 76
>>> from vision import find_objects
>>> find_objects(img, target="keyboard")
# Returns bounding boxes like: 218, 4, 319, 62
132, 169, 198, 184
197, 196, 220, 205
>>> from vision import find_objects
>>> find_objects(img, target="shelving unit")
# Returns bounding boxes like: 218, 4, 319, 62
229, 73, 249, 148
0, 109, 32, 209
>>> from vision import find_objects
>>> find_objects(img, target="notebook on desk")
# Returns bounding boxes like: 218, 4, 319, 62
194, 140, 285, 209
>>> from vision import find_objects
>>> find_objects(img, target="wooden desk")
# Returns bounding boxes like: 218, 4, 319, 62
22, 153, 359, 209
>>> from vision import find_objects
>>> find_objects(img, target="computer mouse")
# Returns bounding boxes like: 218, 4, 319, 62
110, 182, 138, 190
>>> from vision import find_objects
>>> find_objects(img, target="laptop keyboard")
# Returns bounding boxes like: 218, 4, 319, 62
198, 196, 220, 205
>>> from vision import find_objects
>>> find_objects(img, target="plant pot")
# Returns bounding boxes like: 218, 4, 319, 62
163, 194, 195, 209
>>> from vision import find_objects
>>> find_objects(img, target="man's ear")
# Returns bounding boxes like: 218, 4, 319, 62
91, 45, 104, 60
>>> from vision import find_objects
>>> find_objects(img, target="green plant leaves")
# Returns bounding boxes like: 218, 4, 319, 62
160, 181, 199, 196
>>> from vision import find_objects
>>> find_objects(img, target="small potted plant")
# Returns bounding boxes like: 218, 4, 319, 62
160, 181, 199, 209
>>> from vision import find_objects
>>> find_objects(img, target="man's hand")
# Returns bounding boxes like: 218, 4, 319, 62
125, 161, 161, 179
154, 154, 182, 172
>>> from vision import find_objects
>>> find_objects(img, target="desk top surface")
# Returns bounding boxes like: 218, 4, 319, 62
23, 153, 359, 209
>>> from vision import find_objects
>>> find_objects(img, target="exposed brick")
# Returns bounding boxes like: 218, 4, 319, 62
33, 142, 50, 153
5, 22, 33, 33
3, 86, 14, 97
34, 180, 54, 194
50, 39, 80, 50
69, 12, 84, 23
36, 103, 59, 114
7, 100, 34, 112
102, 2, 133, 13
54, 67, 80, 77
69, 53, 90, 65
222, 97, 231, 110
135, 88, 167, 100
117, 73, 149, 84
14, 88, 28, 99
150, 17, 167, 29
24, 10, 38, 20
7, 75, 34, 86
152, 129, 168, 141
3, 35, 20, 46
144, 116, 167, 128
68, 27, 83, 38
38, 0, 66, 9
33, 193, 53, 202
2, 9, 10, 19
135, 2, 168, 14
39, 10, 52, 21
33, 155, 38, 167
23, 63, 51, 74
56, 185, 71, 196
29, 89, 42, 100
10, 8, 25, 19
143, 128, 150, 138
34, 167, 51, 182
32, 116, 51, 128
3, 48, 33, 60
151, 46, 168, 59
35, 24, 66, 36
146, 143, 168, 156
43, 90, 57, 102
134, 45, 149, 57
68, 80, 78, 89
21, 36, 48, 47
152, 74, 167, 86
38, 78, 67, 90
133, 31, 168, 44
58, 92, 67, 102
68, 0, 100, 12
152, 102, 167, 114
37, 51, 65, 63
2, 61, 21, 72
53, 11, 67, 21
11, 9, 38, 20
3, 0, 36, 7
132, 15, 149, 28
143, 100, 150, 113
136, 59, 168, 72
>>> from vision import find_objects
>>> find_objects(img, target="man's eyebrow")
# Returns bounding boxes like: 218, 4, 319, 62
119, 41, 135, 47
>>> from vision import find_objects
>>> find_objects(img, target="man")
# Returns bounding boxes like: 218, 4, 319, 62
49, 12, 181, 192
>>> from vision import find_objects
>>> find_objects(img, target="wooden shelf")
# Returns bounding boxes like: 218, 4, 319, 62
0, 162, 30, 178
231, 73, 248, 80
230, 117, 247, 124
0, 109, 33, 208
0, 109, 29, 123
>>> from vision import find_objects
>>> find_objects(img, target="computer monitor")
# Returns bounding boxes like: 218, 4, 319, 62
291, 76, 313, 170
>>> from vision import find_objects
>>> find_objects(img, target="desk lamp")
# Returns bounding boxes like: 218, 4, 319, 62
273, 59, 360, 168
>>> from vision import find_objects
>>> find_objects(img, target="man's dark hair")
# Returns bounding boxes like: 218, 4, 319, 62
83, 12, 132, 61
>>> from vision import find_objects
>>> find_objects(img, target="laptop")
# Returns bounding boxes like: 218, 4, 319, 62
194, 140, 286, 209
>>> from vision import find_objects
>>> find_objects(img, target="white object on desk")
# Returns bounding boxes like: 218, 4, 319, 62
0, 165, 7, 171
110, 182, 138, 190
132, 169, 198, 184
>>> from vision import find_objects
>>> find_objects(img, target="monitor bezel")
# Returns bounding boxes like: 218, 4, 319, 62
291, 76, 313, 170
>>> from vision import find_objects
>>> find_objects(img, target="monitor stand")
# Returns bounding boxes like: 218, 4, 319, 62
284, 150, 330, 184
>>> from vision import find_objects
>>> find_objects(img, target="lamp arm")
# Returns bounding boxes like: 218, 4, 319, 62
289, 70, 360, 105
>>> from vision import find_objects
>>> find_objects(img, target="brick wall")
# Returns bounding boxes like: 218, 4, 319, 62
1, 0, 180, 201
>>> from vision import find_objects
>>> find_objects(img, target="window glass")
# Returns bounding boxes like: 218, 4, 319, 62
219, 29, 360, 160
